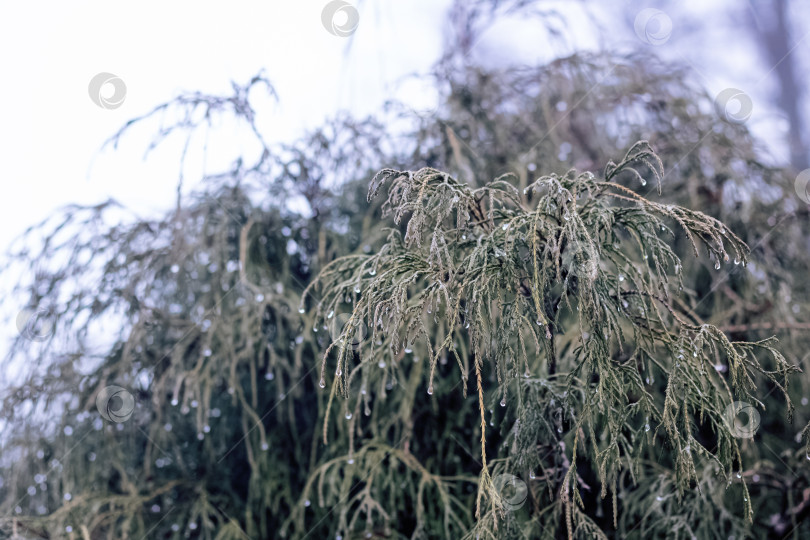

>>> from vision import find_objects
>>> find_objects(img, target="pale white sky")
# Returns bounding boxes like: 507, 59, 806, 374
0, 0, 805, 362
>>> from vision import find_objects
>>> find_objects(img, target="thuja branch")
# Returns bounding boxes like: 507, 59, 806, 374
305, 142, 797, 535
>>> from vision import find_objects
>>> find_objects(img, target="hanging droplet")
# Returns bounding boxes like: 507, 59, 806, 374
313, 327, 318, 332
714, 261, 721, 270
427, 385, 433, 395
734, 257, 740, 265
335, 366, 342, 376
563, 211, 571, 221
502, 223, 509, 231
378, 360, 386, 368
736, 472, 742, 479
655, 496, 663, 502
265, 371, 275, 381
693, 350, 698, 357
499, 398, 506, 407
529, 471, 536, 480
347, 458, 354, 464
618, 274, 625, 282
640, 178, 647, 186
261, 442, 269, 451
319, 378, 326, 389
327, 310, 335, 319
461, 234, 467, 240
304, 499, 311, 507
369, 269, 376, 276
298, 307, 305, 314
523, 369, 530, 378
345, 412, 352, 420
404, 347, 412, 354
536, 319, 543, 326
354, 286, 361, 294
556, 427, 562, 433
644, 424, 651, 432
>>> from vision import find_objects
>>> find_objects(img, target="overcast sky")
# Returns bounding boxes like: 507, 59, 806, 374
1, 0, 806, 360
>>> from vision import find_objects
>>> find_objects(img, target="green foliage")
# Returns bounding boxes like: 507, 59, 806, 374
306, 143, 796, 538
2, 52, 809, 540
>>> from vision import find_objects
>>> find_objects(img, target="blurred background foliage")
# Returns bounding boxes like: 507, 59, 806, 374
1, 1, 809, 538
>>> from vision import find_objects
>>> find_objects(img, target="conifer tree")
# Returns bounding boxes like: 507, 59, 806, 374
1, 52, 808, 540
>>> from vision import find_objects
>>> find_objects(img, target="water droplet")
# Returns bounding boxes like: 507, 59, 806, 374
693, 350, 698, 357
502, 223, 509, 230
645, 424, 651, 432
255, 294, 264, 302
354, 286, 361, 293
404, 347, 412, 354
529, 471, 536, 479
461, 234, 467, 240
304, 499, 311, 507
640, 178, 647, 186
715, 261, 721, 270
298, 307, 305, 314
499, 398, 506, 407
265, 371, 275, 381
347, 458, 354, 464
319, 378, 326, 389
369, 269, 376, 276
523, 369, 530, 378
536, 319, 543, 326
656, 496, 663, 502
563, 211, 571, 221
261, 442, 269, 451
345, 412, 352, 420
378, 360, 386, 368
327, 310, 334, 319
736, 472, 742, 479
427, 385, 433, 395
171, 264, 179, 274
734, 257, 740, 265
618, 274, 625, 282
